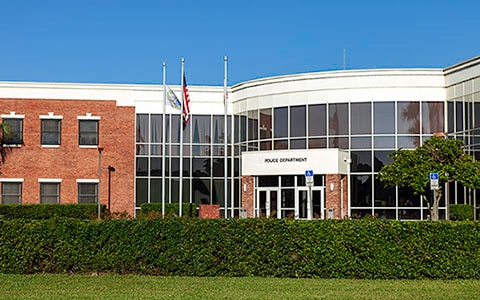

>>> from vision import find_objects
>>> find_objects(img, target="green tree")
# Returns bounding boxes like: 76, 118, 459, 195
378, 136, 480, 221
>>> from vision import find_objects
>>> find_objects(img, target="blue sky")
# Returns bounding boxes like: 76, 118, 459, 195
0, 0, 478, 86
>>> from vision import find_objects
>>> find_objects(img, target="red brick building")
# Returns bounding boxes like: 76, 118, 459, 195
0, 97, 135, 216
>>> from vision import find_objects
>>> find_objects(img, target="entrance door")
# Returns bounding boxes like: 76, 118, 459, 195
257, 188, 278, 218
296, 187, 324, 219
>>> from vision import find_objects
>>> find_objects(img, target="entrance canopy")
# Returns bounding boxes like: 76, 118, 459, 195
242, 149, 350, 176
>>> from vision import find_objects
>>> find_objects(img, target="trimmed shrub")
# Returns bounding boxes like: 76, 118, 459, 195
450, 204, 474, 220
138, 202, 196, 218
0, 218, 479, 279
0, 204, 106, 220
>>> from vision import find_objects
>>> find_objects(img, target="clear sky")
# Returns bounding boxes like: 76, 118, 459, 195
0, 0, 479, 86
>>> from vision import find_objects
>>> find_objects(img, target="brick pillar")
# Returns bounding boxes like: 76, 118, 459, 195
199, 204, 220, 219
242, 175, 254, 218
325, 174, 342, 219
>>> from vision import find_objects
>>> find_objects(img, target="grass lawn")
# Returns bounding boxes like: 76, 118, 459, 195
0, 274, 478, 300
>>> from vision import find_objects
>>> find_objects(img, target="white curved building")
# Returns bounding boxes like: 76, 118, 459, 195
1, 56, 479, 220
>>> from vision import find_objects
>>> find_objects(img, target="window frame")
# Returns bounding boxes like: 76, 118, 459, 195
40, 115, 62, 146
39, 180, 61, 204
1, 180, 23, 204
77, 182, 98, 204
1, 114, 25, 146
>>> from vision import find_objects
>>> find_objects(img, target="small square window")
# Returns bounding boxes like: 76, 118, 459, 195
40, 183, 60, 204
2, 119, 23, 145
41, 119, 61, 145
1, 182, 22, 204
79, 120, 99, 146
78, 183, 98, 204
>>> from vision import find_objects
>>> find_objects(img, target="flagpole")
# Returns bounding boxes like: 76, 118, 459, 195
162, 62, 166, 218
223, 56, 228, 218
179, 58, 185, 217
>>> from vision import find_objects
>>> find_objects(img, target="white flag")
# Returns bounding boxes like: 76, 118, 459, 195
167, 86, 181, 110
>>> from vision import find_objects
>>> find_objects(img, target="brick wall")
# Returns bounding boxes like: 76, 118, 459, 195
199, 204, 220, 219
241, 175, 254, 217
325, 174, 349, 219
0, 98, 135, 216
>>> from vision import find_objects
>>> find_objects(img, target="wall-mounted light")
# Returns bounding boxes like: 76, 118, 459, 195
330, 182, 334, 191
243, 184, 247, 192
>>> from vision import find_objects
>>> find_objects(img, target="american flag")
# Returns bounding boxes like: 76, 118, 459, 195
183, 74, 191, 125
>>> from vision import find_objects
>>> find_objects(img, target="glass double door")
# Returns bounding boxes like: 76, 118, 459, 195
256, 187, 324, 219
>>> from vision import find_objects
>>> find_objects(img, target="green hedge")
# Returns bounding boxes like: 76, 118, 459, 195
0, 204, 107, 220
0, 218, 479, 279
138, 203, 197, 218
450, 204, 474, 221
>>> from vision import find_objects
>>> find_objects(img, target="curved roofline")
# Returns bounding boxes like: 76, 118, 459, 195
231, 68, 444, 92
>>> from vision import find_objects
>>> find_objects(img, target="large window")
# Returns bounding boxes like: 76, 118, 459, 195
41, 119, 61, 145
78, 183, 98, 204
2, 118, 23, 145
40, 182, 60, 204
79, 120, 99, 145
1, 182, 22, 204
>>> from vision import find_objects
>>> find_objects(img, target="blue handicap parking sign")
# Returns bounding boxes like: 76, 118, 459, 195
429, 173, 439, 180
305, 170, 314, 177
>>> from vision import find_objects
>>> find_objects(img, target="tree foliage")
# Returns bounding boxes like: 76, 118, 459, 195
0, 121, 12, 167
378, 136, 480, 220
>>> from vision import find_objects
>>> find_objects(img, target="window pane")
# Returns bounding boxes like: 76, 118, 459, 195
192, 115, 211, 144
3, 119, 23, 144
151, 114, 162, 143
351, 102, 371, 134
455, 101, 463, 132
422, 102, 444, 134
213, 115, 225, 144
260, 108, 272, 139
247, 110, 258, 141
136, 114, 149, 143
397, 102, 420, 134
290, 105, 306, 137
40, 183, 60, 204
308, 104, 326, 136
79, 120, 98, 145
374, 102, 394, 134
274, 107, 288, 138
78, 183, 97, 204
41, 120, 61, 145
1, 182, 22, 204
351, 175, 372, 207
351, 151, 372, 172
329, 103, 348, 135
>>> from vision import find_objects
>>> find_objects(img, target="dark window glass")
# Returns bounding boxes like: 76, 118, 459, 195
135, 178, 148, 207
447, 102, 455, 133
281, 176, 295, 187
274, 139, 288, 150
78, 183, 97, 204
290, 139, 306, 149
258, 176, 278, 187
2, 119, 23, 145
150, 179, 162, 203
170, 115, 181, 143
397, 102, 420, 134
41, 119, 61, 145
192, 115, 211, 144
351, 102, 371, 134
422, 102, 444, 134
151, 114, 162, 143
193, 178, 210, 205
374, 102, 394, 134
274, 107, 288, 138
374, 209, 396, 219
79, 120, 99, 145
308, 138, 327, 149
351, 151, 372, 172
290, 105, 306, 137
213, 179, 230, 206
234, 115, 240, 143
212, 158, 224, 177
136, 157, 148, 176
455, 100, 464, 132
260, 108, 272, 139
329, 103, 348, 135
240, 114, 247, 142
192, 158, 210, 177
136, 114, 148, 143
373, 179, 395, 207
475, 102, 480, 128
1, 182, 22, 204
398, 186, 420, 207
373, 151, 394, 172
374, 136, 395, 148
350, 175, 372, 207
308, 104, 326, 136
247, 110, 258, 141
260, 141, 272, 150
351, 137, 371, 149
397, 136, 420, 148
329, 137, 348, 149
40, 183, 60, 204
150, 157, 162, 177
213, 115, 225, 144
